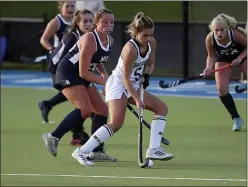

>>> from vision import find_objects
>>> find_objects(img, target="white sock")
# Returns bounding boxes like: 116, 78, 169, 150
149, 115, 166, 149
79, 124, 113, 153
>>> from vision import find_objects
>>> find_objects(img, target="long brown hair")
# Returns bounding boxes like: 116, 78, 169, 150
65, 9, 94, 36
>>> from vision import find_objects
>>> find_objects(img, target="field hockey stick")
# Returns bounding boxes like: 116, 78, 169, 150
20, 54, 48, 64
138, 85, 149, 168
159, 64, 232, 89
235, 85, 247, 93
127, 104, 170, 145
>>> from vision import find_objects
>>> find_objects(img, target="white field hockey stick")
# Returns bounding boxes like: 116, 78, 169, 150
138, 85, 149, 168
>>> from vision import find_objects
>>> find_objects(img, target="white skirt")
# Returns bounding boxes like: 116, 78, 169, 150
105, 74, 140, 102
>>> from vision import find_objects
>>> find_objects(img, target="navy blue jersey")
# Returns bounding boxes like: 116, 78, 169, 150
54, 14, 72, 47
49, 29, 83, 74
212, 29, 245, 62
61, 29, 111, 74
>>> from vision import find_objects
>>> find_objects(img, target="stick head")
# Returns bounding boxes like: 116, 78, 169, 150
139, 158, 149, 168
159, 80, 165, 87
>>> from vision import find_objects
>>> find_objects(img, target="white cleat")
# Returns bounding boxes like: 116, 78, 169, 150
72, 148, 94, 166
146, 148, 174, 161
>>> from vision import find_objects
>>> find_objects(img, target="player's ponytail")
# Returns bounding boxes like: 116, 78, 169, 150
220, 14, 247, 36
220, 13, 237, 29
134, 12, 144, 20
127, 12, 154, 38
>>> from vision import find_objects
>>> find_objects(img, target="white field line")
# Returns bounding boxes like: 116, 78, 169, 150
1, 173, 247, 182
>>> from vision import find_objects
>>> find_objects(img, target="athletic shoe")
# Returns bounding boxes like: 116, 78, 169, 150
42, 133, 59, 157
146, 147, 174, 161
232, 117, 244, 131
38, 100, 52, 123
72, 148, 94, 166
88, 150, 117, 162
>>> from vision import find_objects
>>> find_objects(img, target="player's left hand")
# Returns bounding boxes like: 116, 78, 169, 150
143, 73, 150, 89
231, 58, 242, 66
102, 87, 106, 96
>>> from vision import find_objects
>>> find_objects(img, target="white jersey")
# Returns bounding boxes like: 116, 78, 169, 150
112, 38, 151, 82
105, 39, 152, 102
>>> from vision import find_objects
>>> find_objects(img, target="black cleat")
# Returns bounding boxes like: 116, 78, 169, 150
70, 130, 90, 146
38, 100, 52, 123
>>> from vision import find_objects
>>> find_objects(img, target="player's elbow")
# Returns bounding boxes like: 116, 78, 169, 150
40, 37, 48, 48
80, 69, 88, 79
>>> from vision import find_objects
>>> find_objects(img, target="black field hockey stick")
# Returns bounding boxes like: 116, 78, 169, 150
159, 64, 232, 89
127, 104, 170, 145
235, 85, 247, 93
137, 85, 149, 168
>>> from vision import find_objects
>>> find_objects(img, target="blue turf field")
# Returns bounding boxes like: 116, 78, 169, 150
1, 70, 247, 100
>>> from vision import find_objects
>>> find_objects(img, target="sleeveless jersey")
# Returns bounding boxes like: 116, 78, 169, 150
62, 29, 111, 73
212, 29, 245, 62
112, 38, 151, 82
54, 14, 71, 47
49, 29, 82, 74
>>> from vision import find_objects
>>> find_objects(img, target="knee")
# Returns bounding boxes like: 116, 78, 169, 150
155, 102, 168, 116
109, 118, 124, 133
99, 104, 109, 116
109, 123, 122, 133
80, 107, 93, 119
217, 86, 228, 96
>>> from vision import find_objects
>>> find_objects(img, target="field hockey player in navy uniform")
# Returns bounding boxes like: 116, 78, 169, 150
38, 0, 75, 123
203, 13, 247, 131
42, 9, 116, 162
42, 10, 95, 147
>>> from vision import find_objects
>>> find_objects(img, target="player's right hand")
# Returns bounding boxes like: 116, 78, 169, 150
135, 98, 145, 115
203, 68, 212, 77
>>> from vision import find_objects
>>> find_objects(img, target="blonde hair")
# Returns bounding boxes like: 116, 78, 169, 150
209, 13, 246, 36
127, 12, 154, 37
93, 8, 113, 28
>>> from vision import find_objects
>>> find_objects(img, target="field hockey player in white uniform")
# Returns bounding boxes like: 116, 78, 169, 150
71, 12, 174, 166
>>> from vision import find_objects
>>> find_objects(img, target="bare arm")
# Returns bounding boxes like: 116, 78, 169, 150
40, 18, 59, 51
79, 33, 105, 85
145, 37, 156, 74
233, 29, 247, 61
205, 32, 217, 70
122, 42, 140, 101
96, 63, 108, 81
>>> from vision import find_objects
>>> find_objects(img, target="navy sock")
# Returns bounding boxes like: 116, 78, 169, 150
219, 93, 240, 119
47, 92, 67, 107
71, 112, 95, 139
91, 114, 108, 152
52, 109, 84, 139
71, 125, 83, 139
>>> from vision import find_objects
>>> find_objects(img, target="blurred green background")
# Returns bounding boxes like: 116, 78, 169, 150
0, 1, 246, 22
